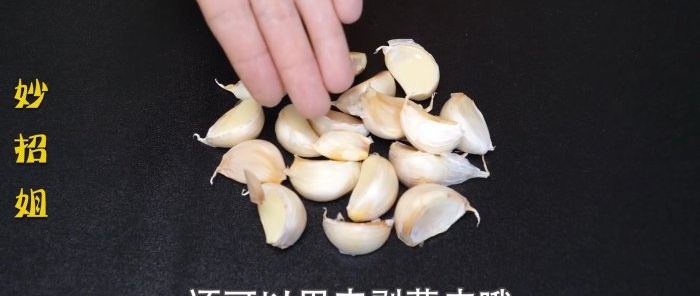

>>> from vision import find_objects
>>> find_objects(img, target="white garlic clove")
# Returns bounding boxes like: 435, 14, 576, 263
439, 93, 495, 155
322, 209, 394, 256
313, 131, 373, 161
275, 104, 321, 158
333, 71, 396, 115
245, 170, 306, 249
394, 183, 480, 247
193, 97, 264, 148
388, 142, 489, 187
286, 156, 361, 202
376, 39, 439, 100
210, 139, 287, 185
350, 52, 367, 76
309, 110, 369, 136
352, 87, 405, 140
400, 97, 462, 154
215, 79, 253, 100
347, 154, 398, 222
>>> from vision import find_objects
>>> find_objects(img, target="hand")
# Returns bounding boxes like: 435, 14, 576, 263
197, 0, 363, 118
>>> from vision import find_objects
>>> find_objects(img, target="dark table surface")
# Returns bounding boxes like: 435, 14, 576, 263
1, 0, 698, 295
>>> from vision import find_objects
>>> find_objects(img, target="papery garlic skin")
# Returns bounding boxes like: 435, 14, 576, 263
394, 183, 480, 247
439, 93, 495, 155
347, 154, 398, 222
350, 52, 367, 76
376, 39, 439, 100
246, 171, 306, 249
194, 97, 264, 148
286, 156, 361, 202
334, 71, 396, 115
210, 139, 287, 185
400, 98, 462, 154
352, 88, 405, 140
309, 110, 369, 136
275, 104, 321, 157
388, 142, 489, 187
322, 210, 393, 256
215, 79, 253, 100
313, 131, 373, 161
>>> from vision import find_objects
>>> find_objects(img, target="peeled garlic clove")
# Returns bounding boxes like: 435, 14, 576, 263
350, 52, 367, 76
309, 110, 369, 136
400, 97, 462, 154
275, 104, 321, 157
322, 209, 393, 256
394, 183, 480, 247
194, 98, 264, 148
245, 170, 306, 249
388, 142, 489, 187
334, 71, 396, 115
210, 139, 287, 184
353, 87, 405, 140
312, 131, 372, 161
215, 79, 253, 100
347, 154, 398, 222
439, 93, 495, 155
286, 156, 361, 202
376, 39, 439, 100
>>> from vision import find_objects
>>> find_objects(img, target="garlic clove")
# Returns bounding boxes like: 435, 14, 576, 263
309, 110, 369, 136
215, 79, 253, 100
347, 154, 398, 222
400, 97, 462, 154
353, 87, 405, 140
286, 156, 361, 202
313, 131, 373, 161
388, 142, 489, 187
275, 104, 321, 157
439, 93, 495, 155
376, 39, 439, 100
350, 52, 367, 76
210, 139, 287, 184
322, 209, 393, 256
334, 71, 396, 115
394, 183, 480, 247
245, 170, 306, 249
194, 97, 264, 148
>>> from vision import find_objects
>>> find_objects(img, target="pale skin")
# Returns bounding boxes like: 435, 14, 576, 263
197, 0, 363, 119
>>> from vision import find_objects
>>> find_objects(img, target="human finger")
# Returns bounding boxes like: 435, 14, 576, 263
332, 0, 363, 24
197, 0, 285, 107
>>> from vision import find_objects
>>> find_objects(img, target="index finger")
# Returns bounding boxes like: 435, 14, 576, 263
251, 0, 331, 118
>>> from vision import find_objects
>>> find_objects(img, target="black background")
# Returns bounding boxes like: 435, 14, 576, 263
1, 0, 699, 295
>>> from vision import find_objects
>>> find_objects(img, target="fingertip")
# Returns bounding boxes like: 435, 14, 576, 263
333, 0, 363, 24
290, 92, 331, 119
324, 64, 354, 94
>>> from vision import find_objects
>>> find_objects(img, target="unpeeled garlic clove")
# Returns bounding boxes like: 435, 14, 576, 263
215, 79, 253, 100
376, 39, 439, 100
347, 154, 398, 222
350, 52, 367, 76
400, 97, 462, 154
245, 170, 306, 249
439, 93, 495, 155
352, 87, 405, 140
210, 139, 287, 185
313, 131, 373, 161
322, 209, 393, 256
275, 104, 321, 157
309, 110, 369, 136
388, 141, 489, 187
334, 71, 396, 115
394, 183, 480, 247
194, 97, 264, 148
286, 156, 361, 202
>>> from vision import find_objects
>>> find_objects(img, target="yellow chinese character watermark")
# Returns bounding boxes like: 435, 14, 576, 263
14, 133, 47, 164
15, 188, 48, 218
14, 78, 48, 109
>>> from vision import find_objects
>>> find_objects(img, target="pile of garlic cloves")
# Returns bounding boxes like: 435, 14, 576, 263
195, 39, 495, 256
